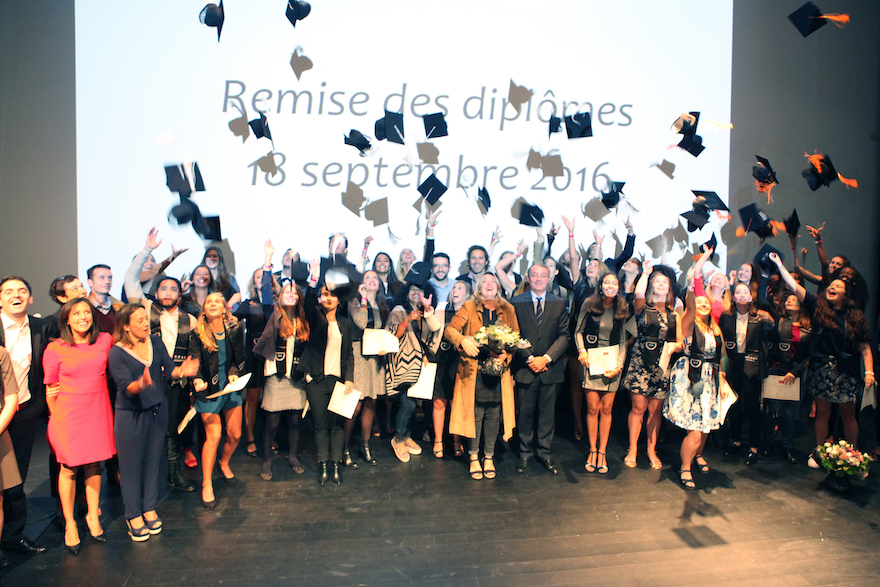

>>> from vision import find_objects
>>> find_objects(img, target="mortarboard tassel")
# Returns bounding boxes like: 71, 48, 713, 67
837, 173, 858, 189
820, 13, 850, 28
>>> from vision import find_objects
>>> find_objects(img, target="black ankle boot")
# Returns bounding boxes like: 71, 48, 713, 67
331, 461, 343, 485
343, 449, 359, 469
362, 439, 377, 466
318, 461, 329, 485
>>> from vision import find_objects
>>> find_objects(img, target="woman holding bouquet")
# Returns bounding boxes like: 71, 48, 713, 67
575, 272, 630, 474
445, 273, 520, 480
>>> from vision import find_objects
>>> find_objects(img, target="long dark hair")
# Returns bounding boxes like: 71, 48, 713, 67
724, 282, 758, 318
813, 279, 868, 341
58, 298, 100, 346
277, 283, 309, 342
201, 246, 234, 295
373, 252, 401, 297
393, 281, 437, 312
581, 272, 629, 321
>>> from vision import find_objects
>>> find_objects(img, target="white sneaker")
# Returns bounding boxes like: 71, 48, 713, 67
391, 438, 411, 463
404, 438, 422, 455
807, 455, 821, 469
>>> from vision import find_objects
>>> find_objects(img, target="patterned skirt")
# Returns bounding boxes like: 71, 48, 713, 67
806, 356, 861, 404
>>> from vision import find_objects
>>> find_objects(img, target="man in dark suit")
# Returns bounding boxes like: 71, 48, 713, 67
511, 265, 570, 475
0, 276, 53, 557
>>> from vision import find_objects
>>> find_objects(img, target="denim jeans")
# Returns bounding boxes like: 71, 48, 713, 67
469, 401, 501, 457
394, 391, 417, 443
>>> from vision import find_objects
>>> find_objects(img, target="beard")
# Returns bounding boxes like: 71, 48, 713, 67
159, 297, 179, 310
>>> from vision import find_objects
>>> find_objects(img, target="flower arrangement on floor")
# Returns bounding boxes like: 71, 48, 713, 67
471, 321, 529, 376
815, 440, 872, 493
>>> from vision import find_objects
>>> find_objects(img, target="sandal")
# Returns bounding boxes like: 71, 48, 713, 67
453, 441, 464, 458
694, 455, 709, 474
679, 468, 696, 489
585, 450, 598, 473
597, 452, 609, 475
623, 450, 637, 469
433, 442, 444, 459
648, 452, 663, 470
469, 454, 483, 480
245, 441, 257, 458
483, 457, 496, 479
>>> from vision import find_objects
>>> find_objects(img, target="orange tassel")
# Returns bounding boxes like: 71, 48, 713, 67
715, 210, 731, 221
770, 220, 786, 232
837, 173, 858, 189
736, 227, 745, 238
805, 151, 826, 172
755, 180, 776, 203
822, 14, 850, 28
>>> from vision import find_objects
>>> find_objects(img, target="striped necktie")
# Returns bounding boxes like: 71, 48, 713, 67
535, 296, 543, 328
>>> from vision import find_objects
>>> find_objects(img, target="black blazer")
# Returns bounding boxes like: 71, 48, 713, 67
187, 322, 246, 402
297, 287, 356, 383
511, 291, 570, 385
0, 315, 54, 414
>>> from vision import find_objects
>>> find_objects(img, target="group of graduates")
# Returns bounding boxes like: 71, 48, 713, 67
0, 209, 875, 558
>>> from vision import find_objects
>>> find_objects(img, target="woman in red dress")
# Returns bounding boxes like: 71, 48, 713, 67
43, 298, 116, 554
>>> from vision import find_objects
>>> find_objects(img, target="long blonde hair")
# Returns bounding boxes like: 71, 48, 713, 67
195, 292, 238, 351
472, 273, 513, 313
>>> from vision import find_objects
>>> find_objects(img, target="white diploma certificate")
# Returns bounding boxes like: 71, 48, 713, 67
361, 329, 400, 355
407, 363, 437, 400
587, 346, 618, 377
762, 377, 800, 401
328, 381, 361, 419
658, 342, 676, 373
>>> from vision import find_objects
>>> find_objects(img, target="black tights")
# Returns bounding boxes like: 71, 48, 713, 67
263, 410, 302, 467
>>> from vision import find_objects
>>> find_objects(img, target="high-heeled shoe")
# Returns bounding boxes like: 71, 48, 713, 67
362, 440, 377, 466
469, 454, 483, 481
330, 461, 343, 485
86, 517, 107, 543
585, 450, 598, 473
65, 540, 82, 555
143, 515, 162, 535
596, 452, 609, 475
343, 448, 359, 469
317, 461, 329, 485
126, 519, 151, 542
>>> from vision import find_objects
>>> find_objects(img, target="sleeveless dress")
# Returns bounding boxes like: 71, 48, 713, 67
623, 309, 671, 398
663, 333, 721, 433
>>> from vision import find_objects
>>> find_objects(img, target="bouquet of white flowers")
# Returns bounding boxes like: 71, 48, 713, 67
470, 320, 530, 376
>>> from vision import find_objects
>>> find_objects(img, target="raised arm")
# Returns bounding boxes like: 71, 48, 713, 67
424, 210, 440, 261
632, 260, 653, 313
493, 253, 518, 297
768, 252, 806, 303
563, 215, 580, 285
355, 236, 373, 273
681, 271, 696, 339
125, 228, 163, 302
607, 217, 635, 272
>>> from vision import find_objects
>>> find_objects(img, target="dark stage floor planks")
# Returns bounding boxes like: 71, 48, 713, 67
4, 410, 880, 587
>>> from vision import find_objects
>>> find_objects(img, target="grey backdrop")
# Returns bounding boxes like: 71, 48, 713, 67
1, 1, 878, 322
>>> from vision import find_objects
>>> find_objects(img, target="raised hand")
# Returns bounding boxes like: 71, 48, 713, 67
146, 227, 162, 250
562, 215, 574, 233
805, 222, 825, 240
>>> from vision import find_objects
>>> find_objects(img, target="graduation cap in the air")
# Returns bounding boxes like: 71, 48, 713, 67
324, 268, 351, 293
508, 80, 533, 115
248, 112, 272, 143
476, 186, 491, 216
802, 151, 858, 190
403, 261, 432, 288
194, 215, 222, 242
286, 0, 311, 27
783, 209, 800, 237
692, 190, 729, 213
582, 198, 611, 222
519, 203, 544, 227
375, 110, 404, 145
422, 112, 448, 139
672, 112, 704, 157
752, 155, 779, 186
341, 182, 366, 216
549, 116, 562, 137
165, 163, 205, 197
788, 2, 849, 37
601, 182, 625, 210
699, 233, 719, 264
363, 198, 389, 227
169, 199, 201, 225
680, 210, 710, 232
417, 173, 447, 205
564, 112, 593, 139
737, 203, 775, 239
344, 130, 371, 155
289, 261, 310, 288
754, 243, 784, 277
199, 2, 224, 41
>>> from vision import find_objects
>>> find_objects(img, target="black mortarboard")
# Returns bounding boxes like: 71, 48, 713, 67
788, 2, 828, 37
363, 198, 389, 227
519, 203, 544, 227
754, 243, 784, 277
678, 133, 705, 157
752, 155, 779, 185
672, 112, 700, 135
692, 190, 728, 212
680, 210, 710, 232
417, 142, 439, 164
344, 130, 371, 155
290, 261, 310, 287
341, 181, 366, 216
289, 47, 313, 80
477, 186, 491, 216
601, 182, 625, 210
738, 203, 775, 239
802, 152, 837, 190
248, 112, 272, 142
199, 2, 224, 41
582, 198, 610, 222
404, 261, 431, 288
507, 80, 533, 115
422, 112, 448, 139
541, 153, 564, 177
549, 116, 562, 137
198, 216, 222, 241
165, 163, 205, 196
417, 173, 447, 205
324, 268, 351, 293
286, 0, 311, 28
564, 112, 593, 139
702, 233, 718, 263
783, 209, 800, 237
375, 110, 404, 145
170, 199, 200, 225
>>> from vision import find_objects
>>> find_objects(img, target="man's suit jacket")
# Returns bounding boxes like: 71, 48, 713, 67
0, 315, 54, 414
510, 291, 570, 385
